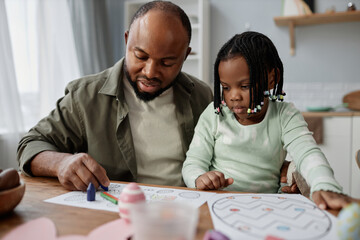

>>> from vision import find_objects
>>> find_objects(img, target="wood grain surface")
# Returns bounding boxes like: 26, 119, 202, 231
0, 175, 215, 239
1, 175, 351, 239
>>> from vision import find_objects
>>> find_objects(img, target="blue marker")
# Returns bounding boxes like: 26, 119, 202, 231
87, 182, 96, 201
99, 183, 108, 191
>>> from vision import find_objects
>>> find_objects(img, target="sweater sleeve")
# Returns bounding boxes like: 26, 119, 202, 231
280, 103, 343, 198
182, 103, 216, 188
17, 82, 86, 176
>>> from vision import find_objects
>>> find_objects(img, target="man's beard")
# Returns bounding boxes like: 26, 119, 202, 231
124, 62, 175, 102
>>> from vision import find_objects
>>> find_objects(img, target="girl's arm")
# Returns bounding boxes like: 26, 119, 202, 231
279, 103, 353, 208
280, 103, 342, 196
182, 104, 216, 188
280, 104, 343, 194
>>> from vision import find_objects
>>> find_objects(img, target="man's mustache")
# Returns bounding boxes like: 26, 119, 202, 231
136, 76, 161, 83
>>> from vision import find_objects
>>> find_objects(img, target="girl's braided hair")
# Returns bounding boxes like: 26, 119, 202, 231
214, 31, 285, 115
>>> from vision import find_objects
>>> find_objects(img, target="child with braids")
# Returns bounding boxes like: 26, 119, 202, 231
182, 31, 353, 210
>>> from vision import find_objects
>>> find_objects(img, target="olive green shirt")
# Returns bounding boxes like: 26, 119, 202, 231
17, 58, 213, 184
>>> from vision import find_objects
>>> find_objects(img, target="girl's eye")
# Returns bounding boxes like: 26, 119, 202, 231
222, 86, 229, 90
241, 85, 250, 90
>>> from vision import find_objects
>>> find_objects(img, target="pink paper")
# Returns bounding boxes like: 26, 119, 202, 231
3, 217, 133, 240
3, 218, 57, 240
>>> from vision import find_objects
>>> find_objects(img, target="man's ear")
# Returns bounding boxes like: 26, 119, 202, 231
124, 31, 129, 45
268, 68, 279, 89
184, 47, 192, 61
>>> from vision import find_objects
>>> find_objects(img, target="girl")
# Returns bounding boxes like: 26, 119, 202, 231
182, 31, 352, 210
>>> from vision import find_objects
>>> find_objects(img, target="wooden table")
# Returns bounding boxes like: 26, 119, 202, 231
0, 175, 218, 239
1, 175, 349, 239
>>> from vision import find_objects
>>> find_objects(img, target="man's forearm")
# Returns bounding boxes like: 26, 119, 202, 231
31, 151, 72, 177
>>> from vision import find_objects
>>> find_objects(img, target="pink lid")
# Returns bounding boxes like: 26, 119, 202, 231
119, 182, 145, 203
119, 193, 145, 203
126, 182, 141, 190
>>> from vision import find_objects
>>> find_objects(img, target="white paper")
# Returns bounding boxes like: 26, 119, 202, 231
207, 193, 338, 240
44, 183, 216, 212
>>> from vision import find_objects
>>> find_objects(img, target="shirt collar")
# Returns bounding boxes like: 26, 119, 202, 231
98, 58, 125, 98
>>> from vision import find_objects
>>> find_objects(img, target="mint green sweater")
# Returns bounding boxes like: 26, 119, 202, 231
182, 101, 342, 196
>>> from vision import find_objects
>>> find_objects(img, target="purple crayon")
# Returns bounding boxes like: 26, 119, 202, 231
87, 182, 96, 201
203, 230, 230, 240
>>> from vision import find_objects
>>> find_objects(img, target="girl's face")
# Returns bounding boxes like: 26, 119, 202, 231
218, 56, 269, 125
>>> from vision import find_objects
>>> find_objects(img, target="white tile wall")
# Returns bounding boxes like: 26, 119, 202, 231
283, 82, 360, 112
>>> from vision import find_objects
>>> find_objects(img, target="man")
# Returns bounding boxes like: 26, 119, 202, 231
17, 1, 213, 191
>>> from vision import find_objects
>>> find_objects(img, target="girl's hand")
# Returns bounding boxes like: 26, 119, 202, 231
195, 171, 234, 190
312, 191, 353, 210
279, 160, 300, 194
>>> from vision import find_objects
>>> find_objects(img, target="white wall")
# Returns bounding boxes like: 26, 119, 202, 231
209, 0, 360, 111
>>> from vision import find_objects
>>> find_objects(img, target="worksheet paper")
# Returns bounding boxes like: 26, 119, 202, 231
44, 183, 215, 212
207, 193, 338, 240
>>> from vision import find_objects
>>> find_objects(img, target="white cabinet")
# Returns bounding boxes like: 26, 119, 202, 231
318, 117, 352, 195
124, 0, 210, 85
351, 117, 360, 198
316, 116, 360, 198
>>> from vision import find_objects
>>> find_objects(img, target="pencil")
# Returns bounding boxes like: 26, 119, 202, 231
100, 192, 118, 204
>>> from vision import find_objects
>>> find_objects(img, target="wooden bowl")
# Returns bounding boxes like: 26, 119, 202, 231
0, 181, 25, 216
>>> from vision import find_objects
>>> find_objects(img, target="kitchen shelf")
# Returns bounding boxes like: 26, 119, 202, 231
302, 111, 360, 117
274, 10, 360, 55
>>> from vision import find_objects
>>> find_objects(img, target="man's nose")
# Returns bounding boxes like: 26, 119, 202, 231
143, 60, 158, 79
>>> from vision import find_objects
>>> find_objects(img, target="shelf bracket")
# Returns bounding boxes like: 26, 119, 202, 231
288, 21, 295, 56
274, 10, 360, 56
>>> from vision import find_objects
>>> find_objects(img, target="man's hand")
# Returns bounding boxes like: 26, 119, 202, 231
56, 153, 110, 191
31, 151, 110, 191
312, 191, 353, 210
195, 171, 234, 190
